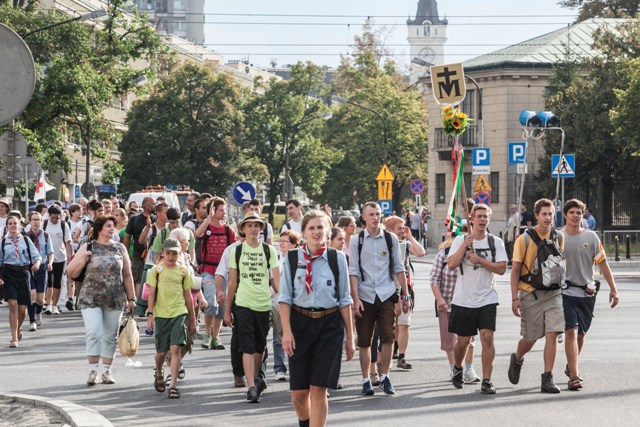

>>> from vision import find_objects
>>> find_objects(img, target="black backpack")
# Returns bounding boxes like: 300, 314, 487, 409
519, 229, 566, 291
356, 229, 394, 281
287, 247, 341, 298
234, 242, 272, 285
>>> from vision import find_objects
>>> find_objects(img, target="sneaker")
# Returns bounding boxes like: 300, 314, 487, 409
378, 376, 395, 395
66, 299, 74, 311
200, 334, 211, 349
74, 301, 80, 311
255, 377, 267, 396
36, 313, 42, 326
397, 358, 413, 369
102, 371, 116, 384
557, 333, 564, 344
210, 337, 225, 350
29, 322, 37, 332
452, 366, 464, 389
370, 372, 380, 386
541, 372, 560, 394
274, 372, 287, 382
508, 353, 524, 385
246, 386, 260, 403
44, 307, 52, 315
481, 379, 496, 394
234, 376, 246, 388
52, 306, 61, 315
87, 370, 98, 386
362, 379, 375, 396
464, 367, 481, 384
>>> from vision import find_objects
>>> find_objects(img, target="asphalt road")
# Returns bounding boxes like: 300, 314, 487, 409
0, 263, 638, 426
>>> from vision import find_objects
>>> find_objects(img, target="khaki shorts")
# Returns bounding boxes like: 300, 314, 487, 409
519, 289, 564, 341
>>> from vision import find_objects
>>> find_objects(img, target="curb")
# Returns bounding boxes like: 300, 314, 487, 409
1, 393, 113, 427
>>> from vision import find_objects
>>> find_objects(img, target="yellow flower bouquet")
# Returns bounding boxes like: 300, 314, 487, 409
441, 106, 473, 136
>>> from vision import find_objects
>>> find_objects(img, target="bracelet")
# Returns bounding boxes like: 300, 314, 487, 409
127, 298, 136, 302
402, 295, 412, 301
512, 298, 519, 301
147, 312, 153, 316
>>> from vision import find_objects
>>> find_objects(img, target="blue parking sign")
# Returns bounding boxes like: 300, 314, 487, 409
378, 200, 392, 215
508, 142, 526, 164
472, 148, 490, 166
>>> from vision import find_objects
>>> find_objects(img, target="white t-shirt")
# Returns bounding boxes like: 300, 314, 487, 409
450, 233, 508, 308
280, 218, 302, 235
42, 220, 72, 262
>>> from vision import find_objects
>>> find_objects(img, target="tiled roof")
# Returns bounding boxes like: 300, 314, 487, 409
463, 18, 628, 71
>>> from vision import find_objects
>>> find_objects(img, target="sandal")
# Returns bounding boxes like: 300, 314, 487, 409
9, 341, 18, 348
17, 330, 23, 341
168, 387, 180, 399
154, 369, 166, 393
564, 364, 584, 381
568, 377, 584, 391
178, 364, 186, 380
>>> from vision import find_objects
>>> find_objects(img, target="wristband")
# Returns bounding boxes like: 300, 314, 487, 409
147, 312, 153, 316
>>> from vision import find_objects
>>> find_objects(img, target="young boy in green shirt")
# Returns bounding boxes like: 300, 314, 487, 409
146, 238, 196, 399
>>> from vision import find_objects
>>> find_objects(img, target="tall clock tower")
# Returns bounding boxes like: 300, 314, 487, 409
407, 0, 448, 84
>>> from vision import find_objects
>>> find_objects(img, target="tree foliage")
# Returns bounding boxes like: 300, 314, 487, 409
322, 24, 429, 211
559, 0, 640, 21
243, 62, 338, 220
119, 63, 247, 195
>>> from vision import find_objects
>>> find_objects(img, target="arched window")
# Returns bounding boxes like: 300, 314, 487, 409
422, 21, 431, 36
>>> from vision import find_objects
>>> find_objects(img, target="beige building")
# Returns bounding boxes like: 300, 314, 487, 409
420, 18, 621, 244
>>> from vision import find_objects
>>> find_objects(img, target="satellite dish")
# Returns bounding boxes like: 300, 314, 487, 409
0, 24, 36, 126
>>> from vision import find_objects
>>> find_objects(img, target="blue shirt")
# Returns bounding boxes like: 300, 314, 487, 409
26, 230, 53, 261
348, 228, 405, 304
279, 248, 353, 309
1, 234, 43, 266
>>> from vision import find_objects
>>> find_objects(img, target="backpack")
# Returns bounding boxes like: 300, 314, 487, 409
287, 247, 340, 299
200, 225, 231, 270
519, 228, 566, 291
24, 230, 49, 257
43, 219, 68, 243
357, 229, 394, 281
234, 242, 271, 285
459, 234, 496, 275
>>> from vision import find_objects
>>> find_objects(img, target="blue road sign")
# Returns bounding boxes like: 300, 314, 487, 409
472, 148, 490, 166
378, 200, 392, 215
410, 179, 425, 195
232, 182, 256, 205
98, 184, 116, 193
74, 185, 81, 200
473, 191, 491, 206
551, 154, 575, 178
508, 142, 526, 164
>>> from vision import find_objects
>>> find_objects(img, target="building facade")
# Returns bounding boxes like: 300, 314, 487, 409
129, 0, 205, 45
407, 0, 447, 85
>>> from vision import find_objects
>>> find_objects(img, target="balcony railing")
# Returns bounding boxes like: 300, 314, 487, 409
434, 126, 479, 150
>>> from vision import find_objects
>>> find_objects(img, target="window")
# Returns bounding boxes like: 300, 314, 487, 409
490, 172, 499, 203
423, 24, 430, 36
461, 89, 475, 119
436, 174, 445, 204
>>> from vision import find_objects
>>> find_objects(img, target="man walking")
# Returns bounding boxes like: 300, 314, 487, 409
349, 202, 411, 396
447, 204, 507, 394
281, 199, 303, 235
124, 196, 156, 293
561, 199, 619, 390
508, 198, 564, 393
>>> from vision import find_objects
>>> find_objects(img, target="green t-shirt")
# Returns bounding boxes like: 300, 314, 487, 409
119, 228, 134, 258
229, 242, 278, 312
147, 263, 194, 318
151, 226, 195, 255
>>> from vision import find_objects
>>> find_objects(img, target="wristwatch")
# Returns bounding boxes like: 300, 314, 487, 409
402, 295, 412, 301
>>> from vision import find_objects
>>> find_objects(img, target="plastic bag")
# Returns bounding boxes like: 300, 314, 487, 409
118, 313, 140, 357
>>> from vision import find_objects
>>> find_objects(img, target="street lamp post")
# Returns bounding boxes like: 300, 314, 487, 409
332, 96, 388, 163
284, 112, 332, 200
22, 9, 107, 38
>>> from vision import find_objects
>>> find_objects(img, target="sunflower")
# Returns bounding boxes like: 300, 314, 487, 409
452, 118, 463, 129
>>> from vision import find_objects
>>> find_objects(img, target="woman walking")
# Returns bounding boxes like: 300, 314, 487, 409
280, 211, 354, 427
67, 216, 136, 386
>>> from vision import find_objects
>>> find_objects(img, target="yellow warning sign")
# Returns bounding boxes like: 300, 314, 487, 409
473, 175, 492, 193
378, 181, 392, 200
376, 164, 394, 181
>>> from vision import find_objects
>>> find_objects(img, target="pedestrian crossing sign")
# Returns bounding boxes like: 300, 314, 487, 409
551, 154, 575, 178
473, 175, 492, 193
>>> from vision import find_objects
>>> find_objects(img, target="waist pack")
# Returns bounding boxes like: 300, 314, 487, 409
520, 229, 566, 291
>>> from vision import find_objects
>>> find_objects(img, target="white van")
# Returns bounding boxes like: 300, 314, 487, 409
127, 191, 180, 210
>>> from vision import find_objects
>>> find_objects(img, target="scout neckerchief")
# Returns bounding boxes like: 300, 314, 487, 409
302, 243, 326, 295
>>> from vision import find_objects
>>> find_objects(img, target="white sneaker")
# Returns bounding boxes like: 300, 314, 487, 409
87, 370, 98, 386
558, 333, 564, 343
36, 313, 42, 326
52, 306, 61, 315
102, 371, 115, 384
29, 322, 37, 332
464, 367, 481, 384
274, 372, 287, 381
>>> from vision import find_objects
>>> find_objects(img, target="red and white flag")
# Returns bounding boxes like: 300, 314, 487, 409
33, 171, 55, 201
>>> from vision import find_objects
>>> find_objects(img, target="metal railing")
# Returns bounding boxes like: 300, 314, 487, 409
433, 126, 479, 150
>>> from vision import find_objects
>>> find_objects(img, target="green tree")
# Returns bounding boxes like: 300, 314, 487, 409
322, 25, 429, 212
0, 0, 163, 180
243, 62, 337, 222
119, 62, 248, 195
559, 0, 640, 21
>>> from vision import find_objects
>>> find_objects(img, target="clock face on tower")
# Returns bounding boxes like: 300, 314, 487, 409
420, 48, 435, 64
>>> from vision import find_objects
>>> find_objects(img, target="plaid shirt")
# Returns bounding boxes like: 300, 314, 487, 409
430, 248, 458, 312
